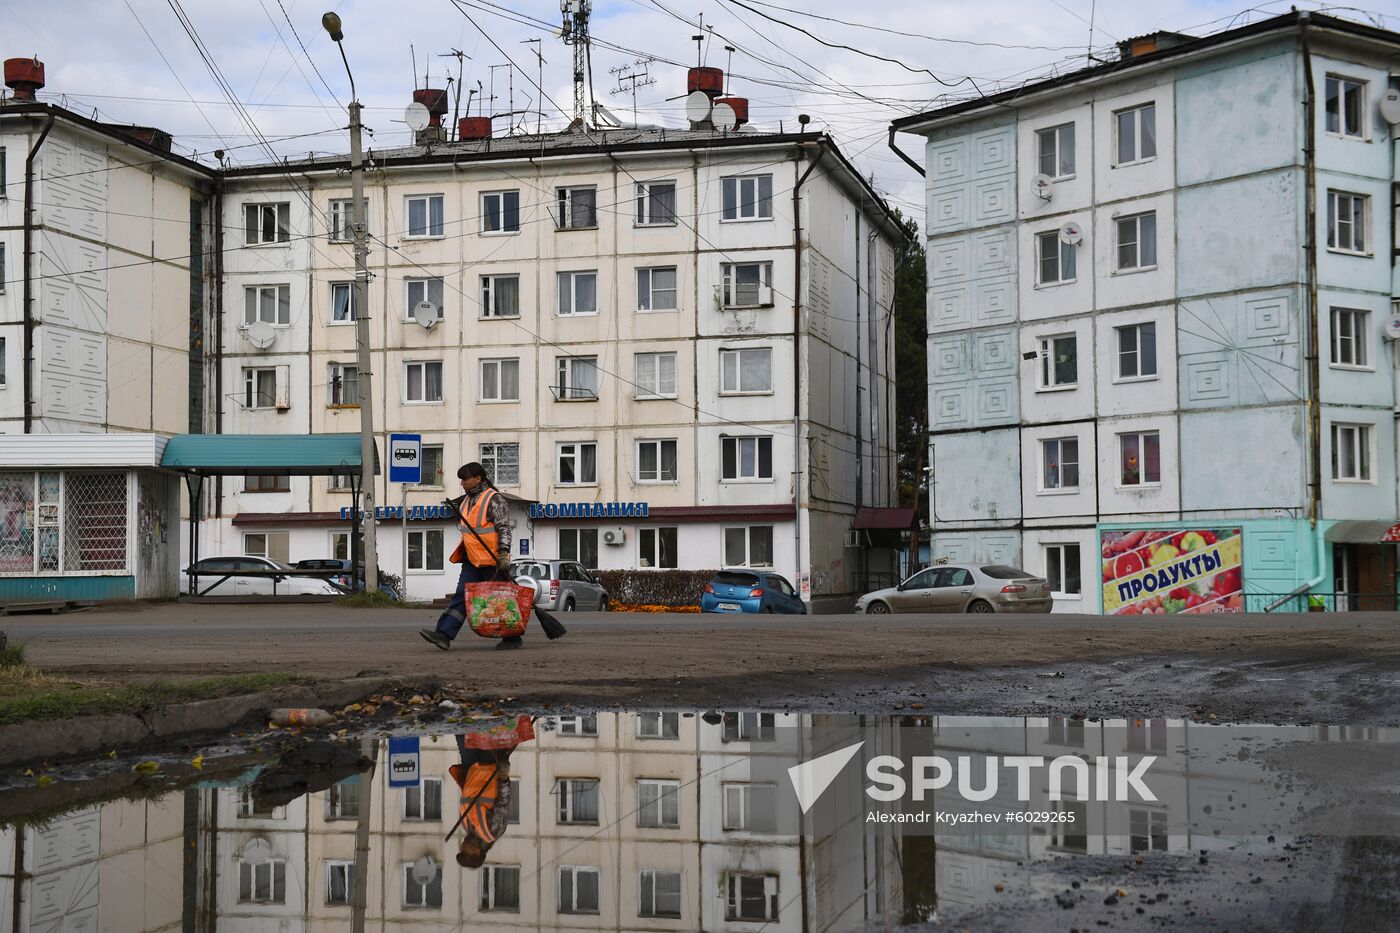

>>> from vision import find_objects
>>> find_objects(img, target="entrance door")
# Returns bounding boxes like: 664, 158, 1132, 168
1357, 544, 1398, 612
1334, 544, 1359, 611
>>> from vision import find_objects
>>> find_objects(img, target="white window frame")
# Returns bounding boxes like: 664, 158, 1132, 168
636, 265, 678, 311
480, 189, 520, 235
721, 435, 774, 481
404, 277, 444, 322
1038, 333, 1078, 390
327, 198, 366, 242
1130, 807, 1170, 853
479, 864, 521, 912
328, 362, 358, 407
721, 710, 776, 742
325, 860, 354, 905
720, 261, 774, 308
1327, 190, 1369, 254
722, 782, 778, 832
720, 347, 773, 395
638, 526, 679, 569
1114, 102, 1157, 165
558, 528, 599, 568
419, 444, 445, 488
557, 270, 598, 316
722, 525, 774, 567
1044, 542, 1081, 597
720, 174, 774, 221
328, 530, 350, 558
479, 357, 521, 402
329, 281, 358, 324
636, 180, 678, 225
1116, 321, 1158, 381
1325, 74, 1366, 138
557, 865, 601, 914
636, 711, 680, 739
1115, 211, 1157, 271
325, 780, 359, 819
555, 185, 598, 230
1331, 422, 1373, 483
635, 438, 678, 484
1330, 307, 1370, 369
403, 360, 444, 404
636, 779, 681, 828
725, 873, 779, 922
406, 528, 445, 572
401, 860, 443, 909
237, 786, 286, 819
238, 858, 288, 904
242, 367, 279, 410
1036, 122, 1075, 179
555, 713, 598, 735
555, 778, 600, 824
1118, 430, 1162, 487
480, 442, 520, 486
479, 274, 521, 318
243, 284, 291, 327
404, 193, 444, 239
556, 442, 598, 486
639, 869, 682, 919
555, 356, 599, 401
1040, 437, 1079, 492
634, 351, 677, 399
1035, 231, 1076, 285
244, 202, 291, 246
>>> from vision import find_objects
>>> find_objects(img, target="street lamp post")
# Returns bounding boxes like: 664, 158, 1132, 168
323, 12, 378, 596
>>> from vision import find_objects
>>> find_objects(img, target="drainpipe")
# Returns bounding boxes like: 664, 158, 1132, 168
887, 125, 925, 178
22, 112, 56, 433
793, 143, 827, 603
855, 211, 863, 513
213, 182, 226, 521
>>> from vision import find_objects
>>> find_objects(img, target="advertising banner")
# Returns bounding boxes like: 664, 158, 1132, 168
1102, 527, 1243, 615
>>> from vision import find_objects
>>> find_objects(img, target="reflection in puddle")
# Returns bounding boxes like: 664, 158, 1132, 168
1, 712, 1396, 930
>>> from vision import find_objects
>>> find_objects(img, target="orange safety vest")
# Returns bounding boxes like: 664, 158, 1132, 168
449, 761, 500, 845
454, 488, 500, 566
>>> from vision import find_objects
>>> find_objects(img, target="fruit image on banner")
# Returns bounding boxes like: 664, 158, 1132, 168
1101, 528, 1244, 615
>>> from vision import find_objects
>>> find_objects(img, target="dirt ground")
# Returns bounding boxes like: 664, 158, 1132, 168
9, 603, 1400, 721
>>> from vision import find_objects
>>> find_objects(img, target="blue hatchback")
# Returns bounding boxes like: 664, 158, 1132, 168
700, 569, 808, 614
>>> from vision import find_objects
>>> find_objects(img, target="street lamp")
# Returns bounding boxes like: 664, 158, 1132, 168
323, 11, 378, 596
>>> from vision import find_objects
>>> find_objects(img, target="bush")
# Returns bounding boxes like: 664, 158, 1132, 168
593, 569, 718, 608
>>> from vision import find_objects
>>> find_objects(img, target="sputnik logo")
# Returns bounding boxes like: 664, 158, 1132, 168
786, 741, 864, 813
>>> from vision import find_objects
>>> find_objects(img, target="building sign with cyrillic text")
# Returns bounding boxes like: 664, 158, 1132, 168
1101, 527, 1243, 615
339, 505, 455, 521
528, 502, 650, 519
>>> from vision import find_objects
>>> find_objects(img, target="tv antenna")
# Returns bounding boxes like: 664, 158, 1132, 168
522, 38, 547, 134
609, 58, 656, 127
439, 49, 471, 129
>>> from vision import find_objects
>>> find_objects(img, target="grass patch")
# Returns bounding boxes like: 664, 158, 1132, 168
0, 670, 299, 726
336, 590, 424, 610
0, 642, 26, 668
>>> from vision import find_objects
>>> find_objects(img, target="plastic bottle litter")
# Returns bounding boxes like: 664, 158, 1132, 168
270, 708, 334, 727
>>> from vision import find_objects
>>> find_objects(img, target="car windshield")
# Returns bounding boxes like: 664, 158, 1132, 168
270, 560, 298, 571
714, 572, 760, 587
980, 565, 1031, 579
511, 562, 550, 580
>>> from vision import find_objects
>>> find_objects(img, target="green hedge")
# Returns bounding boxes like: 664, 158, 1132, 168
594, 569, 718, 607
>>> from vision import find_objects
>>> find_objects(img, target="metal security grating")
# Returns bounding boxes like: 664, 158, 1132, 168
63, 472, 127, 572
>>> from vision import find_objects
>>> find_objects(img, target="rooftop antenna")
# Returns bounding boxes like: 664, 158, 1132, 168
411, 44, 418, 90
724, 45, 735, 94
692, 29, 704, 69
561, 0, 593, 126
1087, 0, 1096, 66
609, 58, 656, 127
440, 49, 471, 129
489, 63, 509, 133
522, 38, 546, 134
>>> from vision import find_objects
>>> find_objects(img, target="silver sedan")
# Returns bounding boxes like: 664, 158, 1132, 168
855, 564, 1053, 614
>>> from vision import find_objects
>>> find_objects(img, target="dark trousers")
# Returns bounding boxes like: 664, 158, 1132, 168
435, 562, 501, 640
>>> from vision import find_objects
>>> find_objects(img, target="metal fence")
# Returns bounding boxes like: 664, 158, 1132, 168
1254, 591, 1398, 613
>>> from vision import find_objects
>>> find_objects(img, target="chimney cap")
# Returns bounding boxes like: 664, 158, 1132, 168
4, 56, 46, 101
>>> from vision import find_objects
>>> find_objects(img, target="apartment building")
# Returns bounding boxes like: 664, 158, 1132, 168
892, 11, 1400, 614
210, 93, 905, 602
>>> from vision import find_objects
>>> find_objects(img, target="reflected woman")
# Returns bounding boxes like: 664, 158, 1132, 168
448, 715, 535, 868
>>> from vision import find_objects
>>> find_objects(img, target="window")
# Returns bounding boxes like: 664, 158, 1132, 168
721, 436, 773, 480
1116, 322, 1158, 379
556, 713, 598, 735
1325, 75, 1365, 137
1327, 190, 1368, 253
242, 367, 277, 409
558, 866, 601, 914
330, 281, 358, 322
723, 782, 777, 832
636, 439, 678, 483
721, 261, 774, 308
1331, 423, 1372, 482
402, 861, 443, 909
420, 444, 444, 487
326, 780, 360, 819
1130, 808, 1169, 853
1119, 431, 1161, 486
1036, 122, 1075, 178
635, 351, 677, 398
481, 190, 520, 234
637, 266, 678, 310
244, 532, 288, 563
723, 711, 776, 742
329, 531, 350, 557
508, 783, 521, 822
404, 361, 444, 403
721, 174, 773, 220
1036, 231, 1076, 284
556, 779, 600, 823
637, 711, 680, 739
237, 787, 285, 819
1048, 715, 1085, 747
480, 442, 520, 486
1115, 103, 1156, 164
405, 194, 444, 238
726, 873, 779, 921
1115, 212, 1157, 270
720, 347, 772, 394
557, 270, 598, 316
1038, 334, 1077, 389
329, 363, 358, 406
243, 284, 290, 326
1045, 543, 1081, 596
405, 277, 444, 321
407, 528, 444, 571
638, 527, 678, 569
556, 186, 597, 229
244, 202, 290, 245
480, 865, 520, 911
326, 861, 354, 905
639, 869, 682, 919
1049, 800, 1088, 852
403, 777, 443, 820
637, 779, 681, 828
559, 528, 599, 569
328, 198, 366, 241
1041, 437, 1079, 491
636, 180, 677, 225
723, 526, 774, 567
244, 474, 289, 493
1330, 308, 1370, 368
479, 357, 520, 402
555, 356, 599, 401
238, 859, 287, 903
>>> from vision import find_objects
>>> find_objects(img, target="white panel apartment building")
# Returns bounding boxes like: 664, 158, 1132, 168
209, 122, 903, 602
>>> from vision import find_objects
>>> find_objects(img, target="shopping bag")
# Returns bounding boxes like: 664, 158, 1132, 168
463, 580, 533, 638
460, 715, 536, 750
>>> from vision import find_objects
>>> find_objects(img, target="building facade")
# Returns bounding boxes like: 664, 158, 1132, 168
893, 12, 1400, 614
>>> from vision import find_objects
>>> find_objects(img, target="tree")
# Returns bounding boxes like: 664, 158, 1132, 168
891, 211, 927, 508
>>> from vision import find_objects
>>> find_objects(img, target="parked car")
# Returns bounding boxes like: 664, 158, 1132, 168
854, 564, 1052, 614
182, 556, 344, 596
294, 559, 401, 600
509, 559, 609, 611
700, 569, 808, 614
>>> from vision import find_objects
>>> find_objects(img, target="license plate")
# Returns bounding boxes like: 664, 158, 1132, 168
718, 602, 740, 611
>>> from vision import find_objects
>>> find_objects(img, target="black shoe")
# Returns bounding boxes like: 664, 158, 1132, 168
495, 635, 524, 650
419, 629, 451, 651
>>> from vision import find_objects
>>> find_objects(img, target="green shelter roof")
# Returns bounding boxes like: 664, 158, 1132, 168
160, 434, 379, 476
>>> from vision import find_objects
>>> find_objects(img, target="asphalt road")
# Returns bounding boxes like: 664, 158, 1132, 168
8, 603, 1400, 721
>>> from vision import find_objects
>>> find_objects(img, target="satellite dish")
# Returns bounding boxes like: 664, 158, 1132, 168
411, 855, 437, 885
1031, 174, 1053, 201
1381, 89, 1400, 126
246, 320, 275, 349
412, 300, 439, 330
684, 90, 712, 124
712, 102, 737, 131
1058, 221, 1083, 246
1384, 313, 1400, 340
404, 102, 430, 132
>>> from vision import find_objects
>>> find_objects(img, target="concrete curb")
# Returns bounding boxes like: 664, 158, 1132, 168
0, 676, 425, 769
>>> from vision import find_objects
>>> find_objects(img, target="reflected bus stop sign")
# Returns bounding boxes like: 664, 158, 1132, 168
387, 735, 420, 787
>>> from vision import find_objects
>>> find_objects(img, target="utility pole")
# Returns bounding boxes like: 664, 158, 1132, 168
324, 11, 379, 595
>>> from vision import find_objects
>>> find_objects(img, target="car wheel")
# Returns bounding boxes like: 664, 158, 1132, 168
968, 599, 995, 614
866, 601, 891, 615
563, 597, 576, 612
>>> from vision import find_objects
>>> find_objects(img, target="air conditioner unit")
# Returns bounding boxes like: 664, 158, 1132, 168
844, 529, 862, 548
603, 528, 627, 546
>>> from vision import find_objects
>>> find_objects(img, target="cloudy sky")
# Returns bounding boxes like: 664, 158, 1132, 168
6, 0, 1400, 221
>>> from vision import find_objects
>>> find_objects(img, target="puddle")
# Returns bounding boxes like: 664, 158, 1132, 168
1, 710, 1398, 931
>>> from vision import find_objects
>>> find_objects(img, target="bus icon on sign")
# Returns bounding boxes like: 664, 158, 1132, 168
393, 448, 417, 461
388, 434, 423, 485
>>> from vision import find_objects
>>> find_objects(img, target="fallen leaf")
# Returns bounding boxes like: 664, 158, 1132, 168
23, 769, 33, 777
36, 775, 54, 788
133, 761, 160, 774
106, 750, 118, 759
190, 755, 204, 771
